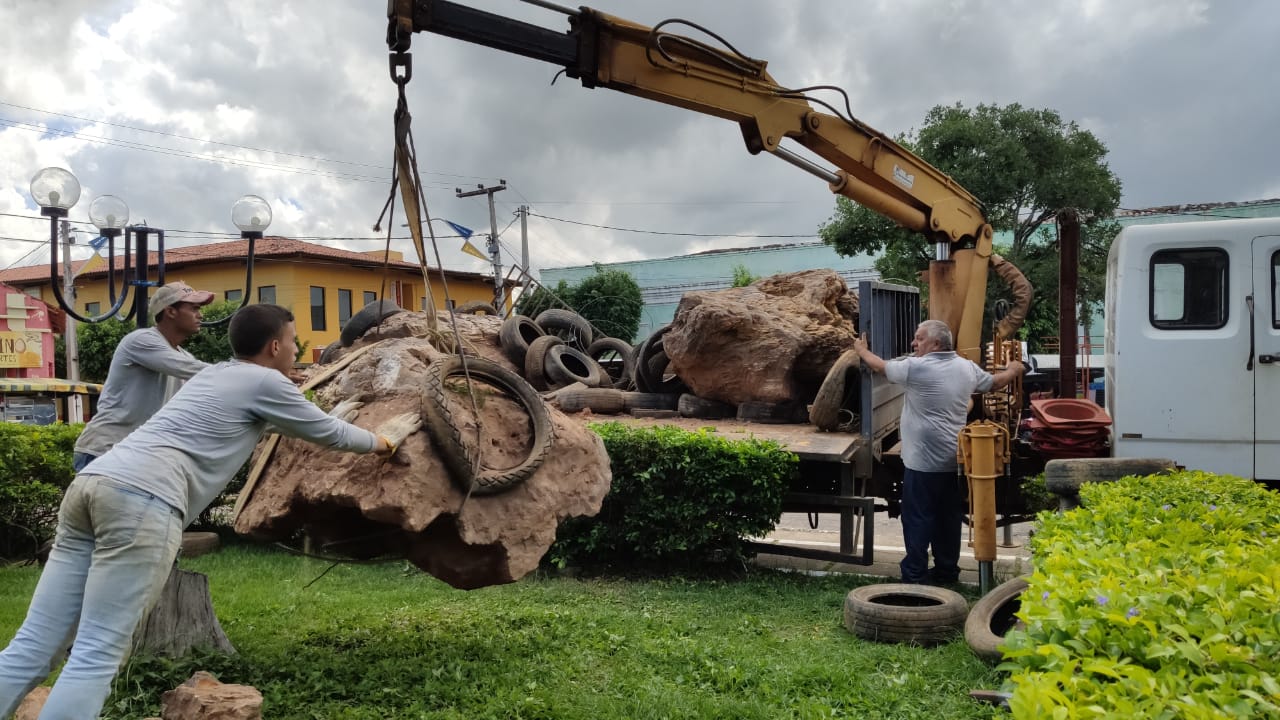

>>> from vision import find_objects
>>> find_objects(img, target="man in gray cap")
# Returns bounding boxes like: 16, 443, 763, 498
72, 281, 217, 471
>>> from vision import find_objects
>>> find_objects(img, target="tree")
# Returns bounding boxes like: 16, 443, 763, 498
184, 300, 237, 364
568, 267, 643, 342
514, 269, 644, 342
514, 279, 573, 319
819, 102, 1122, 352
76, 317, 135, 383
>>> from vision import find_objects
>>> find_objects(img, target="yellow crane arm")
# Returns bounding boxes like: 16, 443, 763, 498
388, 0, 1020, 358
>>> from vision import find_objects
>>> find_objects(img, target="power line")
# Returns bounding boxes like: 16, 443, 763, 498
528, 211, 818, 238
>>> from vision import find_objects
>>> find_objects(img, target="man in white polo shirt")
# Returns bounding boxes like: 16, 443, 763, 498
855, 319, 1023, 585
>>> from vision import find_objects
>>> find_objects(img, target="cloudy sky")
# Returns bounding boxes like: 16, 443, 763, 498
1, 0, 1275, 280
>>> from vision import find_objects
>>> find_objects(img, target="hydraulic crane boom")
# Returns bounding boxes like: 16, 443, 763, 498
387, 0, 1027, 360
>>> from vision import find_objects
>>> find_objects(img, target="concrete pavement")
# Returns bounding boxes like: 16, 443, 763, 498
753, 512, 1035, 586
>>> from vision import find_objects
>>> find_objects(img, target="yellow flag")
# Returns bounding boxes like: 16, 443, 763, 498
460, 240, 489, 261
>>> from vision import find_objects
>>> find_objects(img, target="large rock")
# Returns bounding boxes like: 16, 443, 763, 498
160, 671, 261, 720
663, 269, 859, 405
234, 312, 612, 590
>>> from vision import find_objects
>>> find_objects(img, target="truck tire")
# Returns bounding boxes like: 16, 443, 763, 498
843, 583, 968, 645
810, 348, 860, 431
621, 391, 680, 411
1043, 457, 1177, 498
454, 300, 500, 316
523, 335, 565, 391
633, 327, 671, 392
421, 355, 554, 496
535, 308, 593, 350
678, 393, 736, 420
339, 300, 403, 347
317, 343, 342, 366
738, 400, 808, 424
499, 315, 546, 366
965, 575, 1029, 663
544, 345, 606, 389
557, 387, 626, 415
586, 337, 636, 389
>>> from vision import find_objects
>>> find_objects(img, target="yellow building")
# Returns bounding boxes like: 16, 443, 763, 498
0, 237, 502, 363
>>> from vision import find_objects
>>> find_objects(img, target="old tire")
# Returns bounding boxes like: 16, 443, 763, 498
638, 349, 687, 395
622, 391, 681, 411
738, 400, 807, 424
558, 388, 626, 415
678, 393, 736, 419
543, 345, 606, 389
1043, 457, 1177, 497
586, 337, 636, 389
843, 583, 968, 645
965, 576, 1030, 664
339, 300, 403, 347
317, 343, 342, 366
181, 531, 221, 558
535, 308, 593, 350
499, 315, 546, 366
523, 335, 565, 391
633, 327, 671, 392
810, 348, 860, 431
455, 300, 500, 316
421, 355, 554, 496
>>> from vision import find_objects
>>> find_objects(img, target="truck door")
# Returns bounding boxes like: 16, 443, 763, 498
1254, 234, 1280, 482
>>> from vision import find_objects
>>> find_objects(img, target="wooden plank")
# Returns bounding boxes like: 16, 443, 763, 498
613, 416, 863, 462
231, 343, 379, 523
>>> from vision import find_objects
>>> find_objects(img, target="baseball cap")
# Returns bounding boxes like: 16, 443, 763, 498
149, 281, 216, 318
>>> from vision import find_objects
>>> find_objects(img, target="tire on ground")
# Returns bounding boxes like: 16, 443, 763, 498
1043, 457, 1177, 497
421, 356, 554, 496
632, 327, 671, 392
499, 314, 546, 367
523, 335, 564, 391
534, 308, 594, 350
339, 300, 403, 347
965, 575, 1030, 663
622, 391, 680, 411
678, 393, 736, 419
843, 583, 968, 645
586, 337, 636, 389
810, 348, 860, 430
454, 300, 500, 315
181, 531, 221, 558
557, 387, 626, 415
543, 344, 606, 389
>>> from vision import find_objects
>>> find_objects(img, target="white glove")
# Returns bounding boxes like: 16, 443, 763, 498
375, 412, 422, 453
328, 398, 364, 422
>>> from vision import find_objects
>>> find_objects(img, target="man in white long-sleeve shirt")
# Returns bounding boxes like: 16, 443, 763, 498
72, 281, 216, 471
0, 304, 420, 719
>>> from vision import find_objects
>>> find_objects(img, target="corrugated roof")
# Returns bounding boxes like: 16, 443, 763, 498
0, 236, 489, 285
1117, 198, 1280, 217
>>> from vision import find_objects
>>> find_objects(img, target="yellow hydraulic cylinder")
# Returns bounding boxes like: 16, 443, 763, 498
958, 420, 1010, 564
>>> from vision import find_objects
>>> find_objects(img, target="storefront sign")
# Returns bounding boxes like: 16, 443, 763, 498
0, 331, 42, 368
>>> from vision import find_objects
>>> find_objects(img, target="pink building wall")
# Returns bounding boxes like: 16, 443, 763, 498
1, 283, 56, 379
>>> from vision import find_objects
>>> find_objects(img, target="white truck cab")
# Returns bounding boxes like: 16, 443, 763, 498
1106, 217, 1280, 482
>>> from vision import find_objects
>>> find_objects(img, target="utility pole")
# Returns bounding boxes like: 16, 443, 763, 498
519, 205, 530, 293
456, 180, 507, 312
60, 220, 83, 422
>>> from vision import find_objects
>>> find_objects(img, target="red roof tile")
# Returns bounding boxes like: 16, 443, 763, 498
0, 236, 489, 285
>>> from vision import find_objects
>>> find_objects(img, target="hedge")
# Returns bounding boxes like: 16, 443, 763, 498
549, 422, 797, 572
0, 422, 81, 559
1002, 471, 1280, 718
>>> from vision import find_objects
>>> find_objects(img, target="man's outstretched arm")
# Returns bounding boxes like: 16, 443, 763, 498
852, 334, 887, 374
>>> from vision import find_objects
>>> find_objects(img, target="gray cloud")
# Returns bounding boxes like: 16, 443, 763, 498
1, 0, 1275, 278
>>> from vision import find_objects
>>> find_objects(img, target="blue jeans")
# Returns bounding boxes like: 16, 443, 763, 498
0, 474, 183, 719
900, 468, 963, 584
71, 453, 97, 473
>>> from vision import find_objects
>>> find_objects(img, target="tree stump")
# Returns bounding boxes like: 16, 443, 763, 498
134, 567, 236, 657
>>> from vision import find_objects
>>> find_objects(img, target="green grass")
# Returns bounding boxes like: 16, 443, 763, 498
0, 544, 1002, 719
